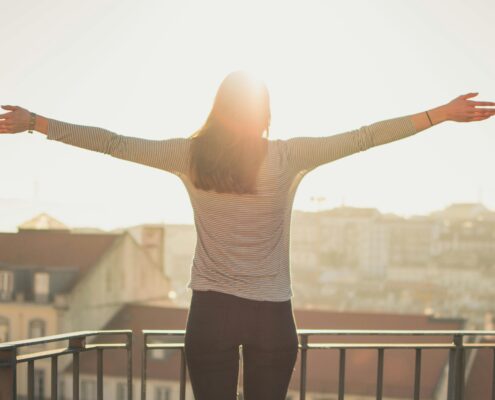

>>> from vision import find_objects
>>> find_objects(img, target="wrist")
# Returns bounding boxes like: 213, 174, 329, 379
34, 115, 49, 135
427, 105, 449, 125
27, 112, 36, 133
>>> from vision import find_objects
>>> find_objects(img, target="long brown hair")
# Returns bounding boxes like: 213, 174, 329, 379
189, 71, 271, 194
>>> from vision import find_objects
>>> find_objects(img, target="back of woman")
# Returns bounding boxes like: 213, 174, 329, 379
184, 137, 297, 301
3, 70, 493, 400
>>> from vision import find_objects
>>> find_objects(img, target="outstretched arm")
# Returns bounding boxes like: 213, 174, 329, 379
0, 109, 190, 176
285, 93, 495, 174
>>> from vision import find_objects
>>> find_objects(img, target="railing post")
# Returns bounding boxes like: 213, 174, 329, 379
28, 359, 35, 400
127, 332, 133, 400
376, 348, 384, 400
0, 348, 17, 400
180, 347, 187, 400
299, 334, 308, 400
413, 349, 422, 400
453, 334, 465, 400
141, 332, 148, 400
69, 336, 86, 400
97, 348, 103, 400
447, 334, 465, 400
338, 348, 346, 400
492, 348, 495, 400
447, 346, 456, 400
51, 355, 58, 400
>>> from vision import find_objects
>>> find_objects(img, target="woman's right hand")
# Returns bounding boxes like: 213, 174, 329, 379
0, 105, 31, 134
442, 93, 495, 123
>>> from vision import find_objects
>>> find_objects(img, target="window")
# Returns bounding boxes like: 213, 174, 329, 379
34, 369, 45, 400
0, 271, 14, 301
155, 386, 171, 400
81, 379, 96, 400
29, 319, 46, 338
116, 382, 127, 400
34, 272, 50, 302
0, 316, 9, 342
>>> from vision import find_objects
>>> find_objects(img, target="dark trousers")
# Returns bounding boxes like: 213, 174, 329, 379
184, 289, 299, 400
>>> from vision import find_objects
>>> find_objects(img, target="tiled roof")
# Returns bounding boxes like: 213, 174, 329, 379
0, 229, 119, 271
71, 304, 465, 398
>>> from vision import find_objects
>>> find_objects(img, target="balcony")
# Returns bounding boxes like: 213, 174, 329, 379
1, 329, 494, 400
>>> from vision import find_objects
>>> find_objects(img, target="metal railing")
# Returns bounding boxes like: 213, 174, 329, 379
142, 330, 187, 400
0, 330, 132, 400
2, 329, 494, 400
142, 329, 495, 400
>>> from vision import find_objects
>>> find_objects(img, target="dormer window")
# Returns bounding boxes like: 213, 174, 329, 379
0, 316, 9, 342
0, 271, 14, 301
34, 272, 50, 303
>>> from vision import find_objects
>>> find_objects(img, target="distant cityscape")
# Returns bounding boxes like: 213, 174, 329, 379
144, 201, 495, 327
1, 202, 494, 399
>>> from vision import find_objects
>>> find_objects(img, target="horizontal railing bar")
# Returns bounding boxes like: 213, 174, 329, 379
142, 342, 495, 351
16, 347, 76, 363
85, 343, 127, 350
297, 329, 495, 336
464, 343, 495, 349
13, 342, 128, 363
144, 339, 495, 350
146, 344, 185, 349
0, 330, 132, 350
143, 329, 495, 337
146, 342, 495, 350
307, 343, 457, 349
143, 330, 185, 336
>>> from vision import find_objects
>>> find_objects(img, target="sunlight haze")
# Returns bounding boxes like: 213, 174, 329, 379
1, 0, 494, 230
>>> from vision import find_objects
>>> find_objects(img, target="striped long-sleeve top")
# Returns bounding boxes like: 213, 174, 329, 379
46, 115, 418, 301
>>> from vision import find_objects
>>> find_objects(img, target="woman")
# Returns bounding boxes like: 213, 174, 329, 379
1, 71, 494, 399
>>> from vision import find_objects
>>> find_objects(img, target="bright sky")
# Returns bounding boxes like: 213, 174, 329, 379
1, 0, 494, 231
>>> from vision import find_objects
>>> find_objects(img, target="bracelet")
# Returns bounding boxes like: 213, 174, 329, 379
425, 111, 433, 127
28, 112, 36, 133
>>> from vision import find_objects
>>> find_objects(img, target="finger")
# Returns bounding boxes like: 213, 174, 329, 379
460, 92, 479, 100
474, 108, 495, 113
469, 101, 495, 106
473, 108, 495, 113
466, 109, 495, 115
1, 105, 18, 111
470, 113, 492, 120
0, 112, 12, 119
471, 116, 490, 122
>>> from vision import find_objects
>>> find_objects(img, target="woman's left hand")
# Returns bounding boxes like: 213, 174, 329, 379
0, 105, 31, 134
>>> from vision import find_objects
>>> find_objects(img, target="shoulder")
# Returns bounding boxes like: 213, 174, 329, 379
266, 138, 290, 167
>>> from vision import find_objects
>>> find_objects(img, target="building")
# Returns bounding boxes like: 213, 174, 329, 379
125, 223, 196, 307
0, 213, 172, 399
